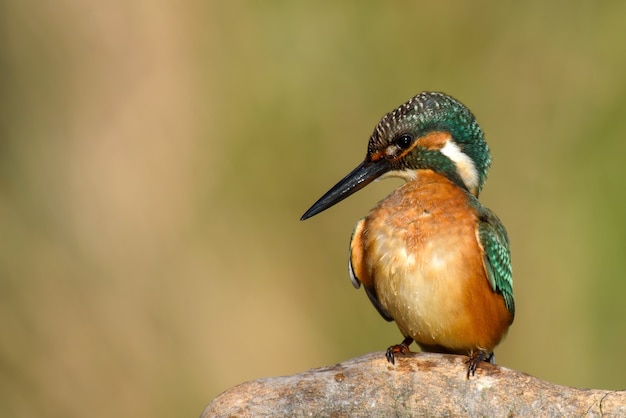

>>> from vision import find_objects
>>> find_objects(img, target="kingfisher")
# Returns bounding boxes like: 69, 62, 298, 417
301, 92, 514, 378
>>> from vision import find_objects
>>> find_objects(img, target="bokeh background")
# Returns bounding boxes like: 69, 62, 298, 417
1, 1, 626, 416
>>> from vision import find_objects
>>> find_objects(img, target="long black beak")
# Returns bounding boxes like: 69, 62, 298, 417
301, 160, 390, 220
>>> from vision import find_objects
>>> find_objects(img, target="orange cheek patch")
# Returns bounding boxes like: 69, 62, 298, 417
394, 131, 452, 161
376, 131, 452, 162
418, 131, 452, 150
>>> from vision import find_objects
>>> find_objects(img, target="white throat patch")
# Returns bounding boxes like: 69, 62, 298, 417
440, 140, 479, 195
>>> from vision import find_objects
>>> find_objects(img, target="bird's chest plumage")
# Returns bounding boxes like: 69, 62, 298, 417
358, 172, 499, 351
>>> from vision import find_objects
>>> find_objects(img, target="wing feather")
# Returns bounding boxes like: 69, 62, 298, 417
349, 218, 394, 322
477, 207, 515, 319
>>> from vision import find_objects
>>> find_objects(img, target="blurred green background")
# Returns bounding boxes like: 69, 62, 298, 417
1, 1, 626, 416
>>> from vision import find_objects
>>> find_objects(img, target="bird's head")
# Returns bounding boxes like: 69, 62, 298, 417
301, 92, 491, 220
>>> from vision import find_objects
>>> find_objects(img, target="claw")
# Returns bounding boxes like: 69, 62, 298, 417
385, 336, 414, 365
466, 350, 493, 378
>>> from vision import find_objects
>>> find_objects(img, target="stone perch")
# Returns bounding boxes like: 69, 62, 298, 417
202, 352, 625, 417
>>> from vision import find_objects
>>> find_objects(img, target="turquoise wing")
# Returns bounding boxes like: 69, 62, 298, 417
477, 207, 515, 319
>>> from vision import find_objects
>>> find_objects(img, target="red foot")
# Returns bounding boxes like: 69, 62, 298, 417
385, 336, 414, 365
465, 350, 494, 378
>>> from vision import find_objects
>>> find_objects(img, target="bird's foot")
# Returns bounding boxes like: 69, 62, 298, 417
465, 350, 494, 378
385, 336, 414, 365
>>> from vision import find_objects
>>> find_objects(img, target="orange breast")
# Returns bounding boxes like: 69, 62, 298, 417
357, 170, 511, 354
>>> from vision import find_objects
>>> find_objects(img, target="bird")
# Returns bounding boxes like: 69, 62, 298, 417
300, 92, 514, 378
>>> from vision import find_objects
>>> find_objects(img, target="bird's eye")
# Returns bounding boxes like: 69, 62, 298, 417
396, 134, 413, 149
